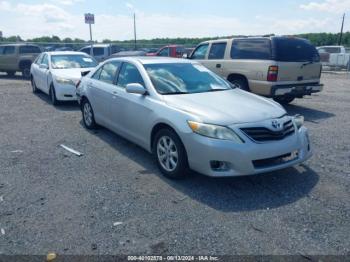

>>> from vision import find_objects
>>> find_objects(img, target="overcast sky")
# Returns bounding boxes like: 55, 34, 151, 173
0, 0, 349, 41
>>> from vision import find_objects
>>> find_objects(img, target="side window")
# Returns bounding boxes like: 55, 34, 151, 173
231, 39, 271, 60
191, 44, 209, 60
34, 54, 44, 65
208, 43, 227, 59
81, 48, 90, 55
0, 46, 5, 54
117, 63, 144, 88
3, 46, 15, 55
91, 67, 103, 80
19, 46, 41, 54
158, 48, 169, 57
93, 47, 104, 56
99, 62, 120, 84
175, 47, 185, 56
41, 54, 49, 66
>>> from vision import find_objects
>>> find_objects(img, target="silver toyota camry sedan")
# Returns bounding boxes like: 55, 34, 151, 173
76, 57, 312, 179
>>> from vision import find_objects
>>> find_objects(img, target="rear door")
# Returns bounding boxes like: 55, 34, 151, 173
206, 42, 227, 75
273, 38, 322, 83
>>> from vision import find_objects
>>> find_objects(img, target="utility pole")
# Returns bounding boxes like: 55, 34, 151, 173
133, 13, 137, 50
338, 13, 345, 45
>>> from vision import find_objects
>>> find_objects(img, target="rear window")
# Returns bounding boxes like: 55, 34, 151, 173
318, 47, 341, 54
19, 45, 41, 54
273, 38, 320, 62
93, 47, 104, 56
231, 39, 272, 60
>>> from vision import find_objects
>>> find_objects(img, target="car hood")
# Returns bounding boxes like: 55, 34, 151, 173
52, 68, 95, 80
163, 89, 286, 125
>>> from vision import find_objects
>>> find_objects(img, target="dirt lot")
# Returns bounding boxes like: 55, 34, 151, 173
0, 73, 349, 256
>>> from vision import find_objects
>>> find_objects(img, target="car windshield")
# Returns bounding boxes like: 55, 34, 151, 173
144, 63, 233, 95
51, 55, 98, 69
273, 38, 320, 62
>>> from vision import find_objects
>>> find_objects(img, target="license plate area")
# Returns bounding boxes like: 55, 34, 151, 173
252, 150, 299, 169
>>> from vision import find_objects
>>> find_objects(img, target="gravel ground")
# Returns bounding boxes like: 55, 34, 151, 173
0, 73, 349, 256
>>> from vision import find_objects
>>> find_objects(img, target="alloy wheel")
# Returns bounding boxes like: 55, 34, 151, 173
157, 136, 178, 172
83, 102, 93, 127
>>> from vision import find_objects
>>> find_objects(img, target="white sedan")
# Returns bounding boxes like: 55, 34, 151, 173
30, 51, 98, 105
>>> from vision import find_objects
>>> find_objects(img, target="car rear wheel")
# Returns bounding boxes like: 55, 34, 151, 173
49, 85, 59, 106
6, 71, 15, 77
82, 99, 97, 129
153, 129, 188, 179
273, 96, 295, 105
229, 78, 249, 91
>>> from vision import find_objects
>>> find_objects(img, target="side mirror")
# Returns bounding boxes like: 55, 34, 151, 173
126, 83, 147, 95
81, 70, 90, 77
182, 53, 188, 59
39, 64, 49, 69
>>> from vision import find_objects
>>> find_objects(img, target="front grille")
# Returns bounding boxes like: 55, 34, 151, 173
241, 120, 295, 142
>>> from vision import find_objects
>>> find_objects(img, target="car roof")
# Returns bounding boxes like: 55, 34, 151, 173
107, 56, 194, 65
45, 51, 89, 56
80, 44, 110, 48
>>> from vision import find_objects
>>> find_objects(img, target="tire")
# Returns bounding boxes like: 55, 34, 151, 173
22, 66, 31, 79
153, 129, 189, 179
49, 85, 59, 106
6, 71, 15, 77
81, 99, 97, 129
273, 96, 295, 105
229, 78, 249, 91
31, 77, 38, 93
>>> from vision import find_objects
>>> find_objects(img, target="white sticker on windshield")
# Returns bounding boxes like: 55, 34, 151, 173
83, 58, 93, 62
193, 64, 210, 72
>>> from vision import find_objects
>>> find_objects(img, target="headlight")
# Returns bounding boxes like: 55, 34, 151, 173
56, 77, 75, 86
187, 121, 244, 143
293, 114, 304, 129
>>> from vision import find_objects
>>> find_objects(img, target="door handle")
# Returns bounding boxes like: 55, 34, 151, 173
112, 91, 118, 96
216, 64, 222, 68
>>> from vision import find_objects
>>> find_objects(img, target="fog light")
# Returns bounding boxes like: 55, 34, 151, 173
210, 161, 230, 171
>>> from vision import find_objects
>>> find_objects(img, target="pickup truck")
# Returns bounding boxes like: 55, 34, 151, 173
146, 45, 186, 58
0, 44, 41, 78
317, 45, 350, 69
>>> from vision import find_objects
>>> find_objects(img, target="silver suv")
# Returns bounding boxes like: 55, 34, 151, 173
190, 36, 323, 104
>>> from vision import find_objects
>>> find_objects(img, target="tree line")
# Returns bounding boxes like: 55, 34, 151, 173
1, 32, 349, 47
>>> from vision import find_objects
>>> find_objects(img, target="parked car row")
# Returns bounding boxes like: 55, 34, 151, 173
28, 49, 312, 179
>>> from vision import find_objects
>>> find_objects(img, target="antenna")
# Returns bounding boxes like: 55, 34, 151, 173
338, 13, 345, 45
133, 13, 137, 50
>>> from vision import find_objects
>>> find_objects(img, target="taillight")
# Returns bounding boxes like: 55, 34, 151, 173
267, 66, 278, 82
76, 80, 81, 89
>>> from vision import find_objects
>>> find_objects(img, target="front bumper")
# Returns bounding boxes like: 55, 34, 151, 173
181, 126, 312, 177
271, 83, 323, 97
55, 83, 78, 101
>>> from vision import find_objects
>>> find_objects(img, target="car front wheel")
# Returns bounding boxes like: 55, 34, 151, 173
82, 99, 97, 129
153, 129, 188, 179
49, 85, 59, 105
31, 77, 38, 93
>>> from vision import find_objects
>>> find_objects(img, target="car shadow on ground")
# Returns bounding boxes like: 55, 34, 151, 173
284, 104, 335, 122
34, 91, 80, 111
85, 123, 319, 213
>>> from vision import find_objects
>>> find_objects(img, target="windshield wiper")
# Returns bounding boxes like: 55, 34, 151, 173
161, 91, 189, 95
301, 61, 315, 68
206, 89, 229, 92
